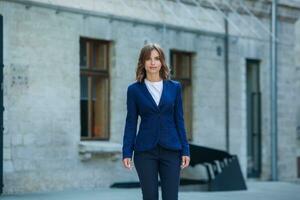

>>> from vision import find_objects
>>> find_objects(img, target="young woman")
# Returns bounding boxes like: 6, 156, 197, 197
122, 43, 190, 200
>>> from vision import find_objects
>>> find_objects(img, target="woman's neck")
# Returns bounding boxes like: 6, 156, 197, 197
146, 73, 162, 82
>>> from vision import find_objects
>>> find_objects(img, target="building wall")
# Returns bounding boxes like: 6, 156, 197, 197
276, 20, 298, 181
1, 0, 300, 194
294, 17, 300, 182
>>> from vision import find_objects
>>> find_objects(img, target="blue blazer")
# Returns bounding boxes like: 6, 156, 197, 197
122, 79, 190, 159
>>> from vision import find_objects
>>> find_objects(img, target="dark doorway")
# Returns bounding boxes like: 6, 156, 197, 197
246, 59, 262, 178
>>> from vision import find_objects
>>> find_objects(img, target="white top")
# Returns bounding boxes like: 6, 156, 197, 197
144, 78, 163, 106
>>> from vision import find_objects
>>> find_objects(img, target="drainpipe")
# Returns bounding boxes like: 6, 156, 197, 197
224, 14, 230, 152
0, 14, 3, 194
270, 0, 278, 181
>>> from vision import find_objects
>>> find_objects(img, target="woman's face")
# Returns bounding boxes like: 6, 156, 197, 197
144, 50, 162, 76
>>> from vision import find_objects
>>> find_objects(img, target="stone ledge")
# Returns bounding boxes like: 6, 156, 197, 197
78, 141, 122, 161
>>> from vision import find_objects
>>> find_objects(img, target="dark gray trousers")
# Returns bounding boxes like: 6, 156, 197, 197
133, 144, 182, 200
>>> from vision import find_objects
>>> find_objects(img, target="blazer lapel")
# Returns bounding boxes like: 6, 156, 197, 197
158, 80, 166, 108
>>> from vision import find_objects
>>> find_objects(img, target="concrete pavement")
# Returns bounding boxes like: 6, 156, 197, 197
1, 181, 300, 200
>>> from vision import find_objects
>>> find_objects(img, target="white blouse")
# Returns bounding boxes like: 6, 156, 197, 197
144, 78, 163, 106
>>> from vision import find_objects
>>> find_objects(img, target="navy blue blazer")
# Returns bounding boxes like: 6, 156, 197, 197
122, 79, 190, 159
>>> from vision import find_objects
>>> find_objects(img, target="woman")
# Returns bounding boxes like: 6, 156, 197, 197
122, 43, 190, 200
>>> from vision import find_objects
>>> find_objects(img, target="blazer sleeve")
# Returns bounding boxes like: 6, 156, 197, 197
122, 86, 138, 159
174, 82, 190, 157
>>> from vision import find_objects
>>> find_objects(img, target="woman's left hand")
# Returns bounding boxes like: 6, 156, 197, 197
181, 156, 190, 169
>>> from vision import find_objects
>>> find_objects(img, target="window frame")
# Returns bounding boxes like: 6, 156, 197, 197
80, 37, 111, 141
170, 50, 193, 141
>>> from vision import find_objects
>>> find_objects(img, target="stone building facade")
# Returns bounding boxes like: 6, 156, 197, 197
1, 0, 300, 194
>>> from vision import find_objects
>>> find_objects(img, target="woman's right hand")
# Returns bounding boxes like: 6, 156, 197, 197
123, 158, 133, 169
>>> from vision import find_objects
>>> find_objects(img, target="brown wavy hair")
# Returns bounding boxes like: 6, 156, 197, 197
136, 43, 170, 82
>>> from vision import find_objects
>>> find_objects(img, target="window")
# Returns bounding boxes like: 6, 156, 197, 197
80, 38, 110, 140
170, 50, 193, 141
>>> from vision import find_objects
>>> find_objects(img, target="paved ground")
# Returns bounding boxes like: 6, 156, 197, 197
1, 181, 300, 200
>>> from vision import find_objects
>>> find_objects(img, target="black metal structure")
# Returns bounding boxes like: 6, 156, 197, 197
188, 144, 247, 191
0, 14, 3, 195
111, 144, 247, 191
